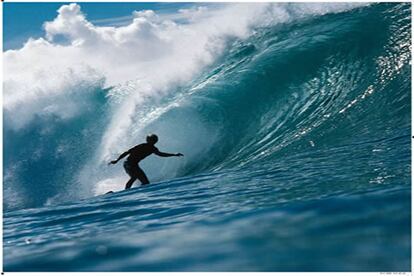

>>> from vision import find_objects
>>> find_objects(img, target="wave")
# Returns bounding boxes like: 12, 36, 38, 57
101, 3, 410, 175
3, 3, 411, 211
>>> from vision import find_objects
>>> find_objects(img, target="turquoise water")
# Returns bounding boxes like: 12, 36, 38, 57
3, 3, 411, 271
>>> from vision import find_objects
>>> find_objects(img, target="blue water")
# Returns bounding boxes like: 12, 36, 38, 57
3, 3, 411, 271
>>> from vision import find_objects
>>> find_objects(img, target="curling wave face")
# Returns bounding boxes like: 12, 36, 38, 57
3, 3, 411, 271
4, 2, 373, 208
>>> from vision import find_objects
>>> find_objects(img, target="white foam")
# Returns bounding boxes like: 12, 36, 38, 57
4, 3, 366, 129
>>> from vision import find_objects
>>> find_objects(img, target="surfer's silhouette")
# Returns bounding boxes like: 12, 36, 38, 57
109, 134, 183, 189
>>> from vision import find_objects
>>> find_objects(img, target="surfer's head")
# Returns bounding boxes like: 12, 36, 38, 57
146, 134, 158, 145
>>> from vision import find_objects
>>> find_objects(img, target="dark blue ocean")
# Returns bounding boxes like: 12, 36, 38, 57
3, 3, 411, 271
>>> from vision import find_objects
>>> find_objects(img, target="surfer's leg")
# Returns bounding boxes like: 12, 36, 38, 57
125, 177, 137, 189
123, 161, 139, 189
136, 167, 150, 185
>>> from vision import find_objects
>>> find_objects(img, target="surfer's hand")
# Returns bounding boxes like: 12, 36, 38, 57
109, 160, 117, 165
176, 153, 184, 157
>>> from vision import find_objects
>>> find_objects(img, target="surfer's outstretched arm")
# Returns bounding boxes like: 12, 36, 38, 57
154, 148, 183, 157
109, 150, 130, 165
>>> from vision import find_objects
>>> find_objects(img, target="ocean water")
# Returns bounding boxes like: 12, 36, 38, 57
3, 3, 411, 272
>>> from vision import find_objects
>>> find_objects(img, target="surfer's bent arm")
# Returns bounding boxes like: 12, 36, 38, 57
109, 150, 130, 164
154, 148, 183, 157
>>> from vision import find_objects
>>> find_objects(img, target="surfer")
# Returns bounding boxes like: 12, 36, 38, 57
109, 134, 183, 189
